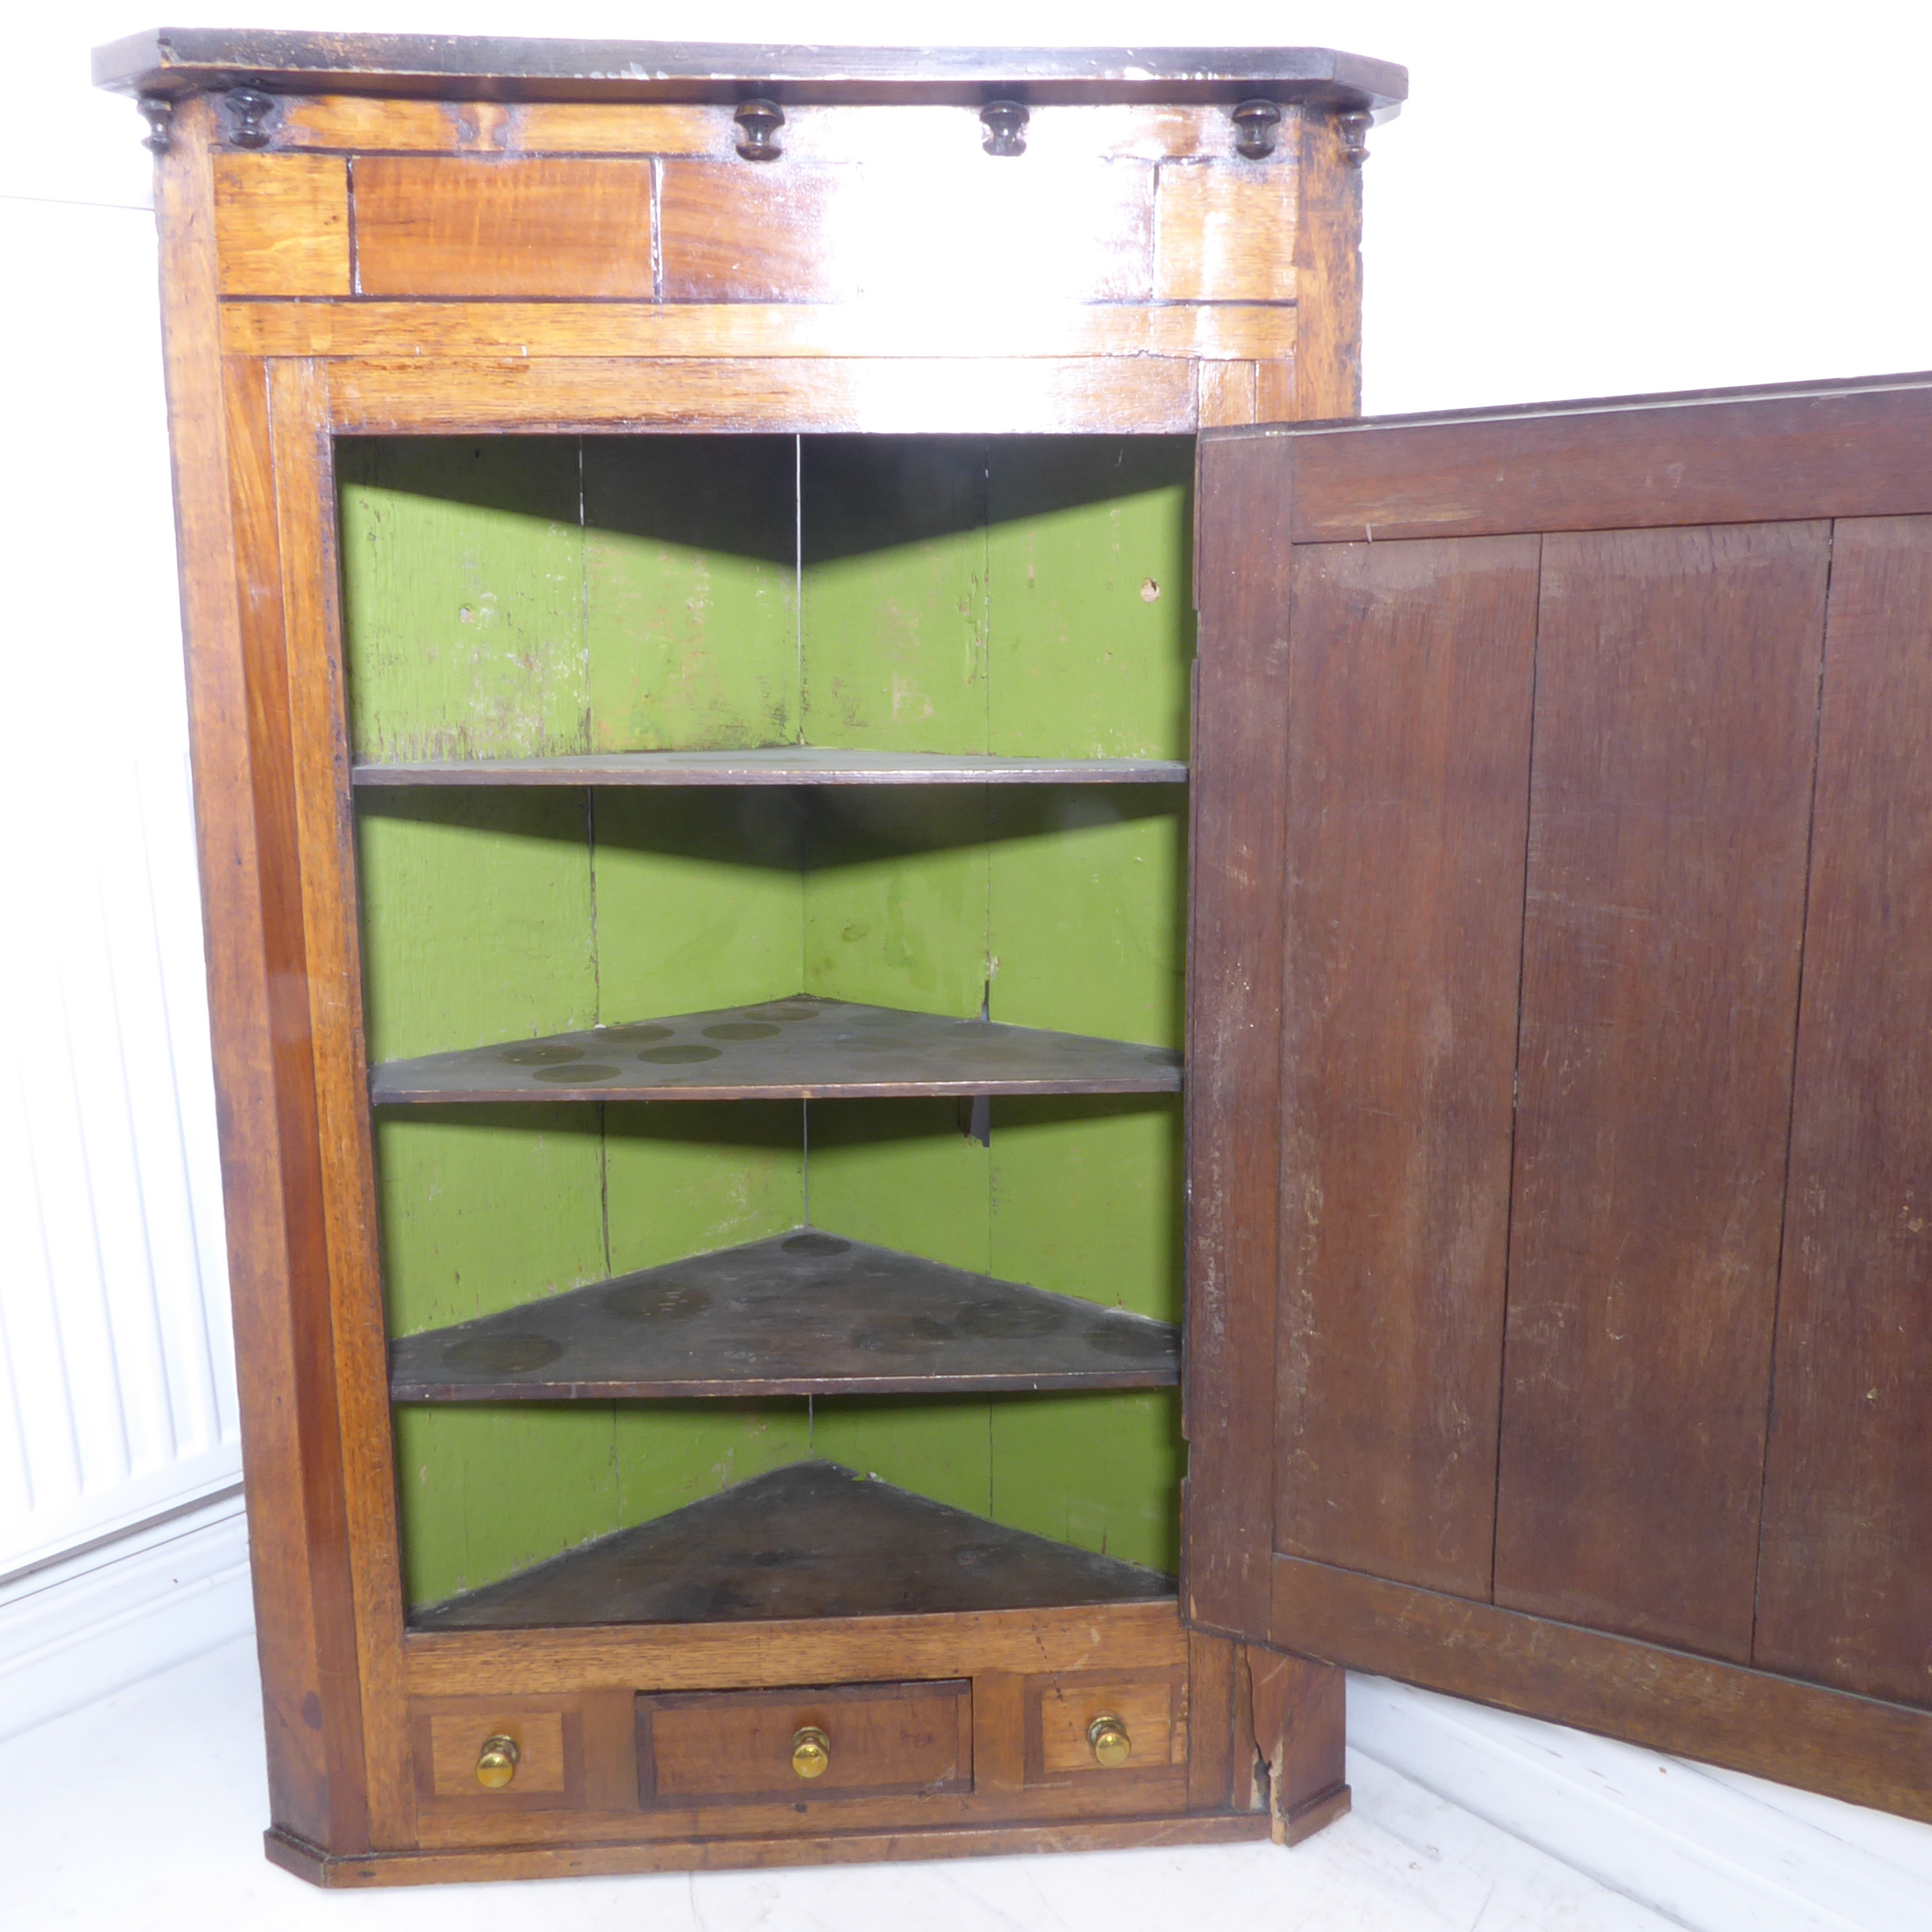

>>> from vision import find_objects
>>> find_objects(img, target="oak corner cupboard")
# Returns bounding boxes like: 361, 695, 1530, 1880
97, 26, 1932, 1887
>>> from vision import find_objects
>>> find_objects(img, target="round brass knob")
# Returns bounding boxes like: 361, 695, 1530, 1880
791, 1725, 830, 1780
475, 1734, 520, 1790
1088, 1713, 1132, 1769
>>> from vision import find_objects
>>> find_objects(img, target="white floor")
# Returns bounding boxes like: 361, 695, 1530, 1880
2, 1636, 1676, 1932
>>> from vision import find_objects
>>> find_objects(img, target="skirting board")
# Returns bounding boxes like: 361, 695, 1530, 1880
0, 1490, 251, 1743
1348, 1672, 1932, 1932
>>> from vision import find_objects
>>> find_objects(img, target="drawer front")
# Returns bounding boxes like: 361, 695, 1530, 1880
354, 157, 656, 296
637, 1680, 971, 1805
411, 1698, 584, 1812
1026, 1665, 1186, 1782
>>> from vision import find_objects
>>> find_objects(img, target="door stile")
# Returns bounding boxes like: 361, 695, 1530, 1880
1182, 431, 1295, 1638
217, 337, 372, 1852
265, 356, 416, 1846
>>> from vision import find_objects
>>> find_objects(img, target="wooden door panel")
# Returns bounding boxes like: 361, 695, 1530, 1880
1273, 535, 1538, 1596
1187, 375, 1932, 1818
1754, 515, 1932, 1707
1493, 522, 1830, 1660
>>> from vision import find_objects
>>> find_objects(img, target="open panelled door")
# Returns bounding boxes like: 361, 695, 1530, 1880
1184, 373, 1932, 1821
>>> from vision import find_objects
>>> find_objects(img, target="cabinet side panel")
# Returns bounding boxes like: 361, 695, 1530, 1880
1273, 537, 1539, 1596
158, 95, 372, 1847
1755, 515, 1932, 1707
1494, 523, 1829, 1660
1284, 110, 1362, 421
1183, 433, 1295, 1634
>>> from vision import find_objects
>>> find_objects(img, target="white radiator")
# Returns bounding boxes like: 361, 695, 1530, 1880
0, 751, 239, 1580
1, 194, 240, 1589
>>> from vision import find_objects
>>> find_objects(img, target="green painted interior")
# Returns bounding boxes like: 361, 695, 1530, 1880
339, 434, 1195, 1608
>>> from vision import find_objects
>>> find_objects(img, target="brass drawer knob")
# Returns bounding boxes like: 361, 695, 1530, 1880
1088, 1713, 1132, 1769
475, 1734, 520, 1790
791, 1724, 830, 1780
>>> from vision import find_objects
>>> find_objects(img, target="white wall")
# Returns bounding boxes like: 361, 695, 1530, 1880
3, 0, 1928, 1913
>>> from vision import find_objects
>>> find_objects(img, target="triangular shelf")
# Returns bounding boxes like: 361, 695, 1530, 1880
411, 1460, 1174, 1629
389, 1226, 1180, 1399
353, 748, 1187, 786
371, 996, 1184, 1104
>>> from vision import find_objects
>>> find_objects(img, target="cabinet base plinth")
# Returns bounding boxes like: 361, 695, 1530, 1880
266, 1813, 1279, 1889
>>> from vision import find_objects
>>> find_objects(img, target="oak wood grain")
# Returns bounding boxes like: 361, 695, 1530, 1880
657, 157, 1156, 307
266, 1810, 1270, 1887
371, 997, 1182, 1105
639, 1681, 970, 1803
97, 32, 1410, 112
211, 152, 349, 295
388, 1226, 1178, 1400
1195, 360, 1257, 428
267, 96, 1310, 163
972, 1672, 1027, 1793
410, 1767, 1200, 1849
221, 299, 1297, 365
1287, 110, 1362, 419
1282, 380, 1932, 541
1493, 522, 1831, 1659
276, 96, 721, 156
1182, 432, 1295, 1636
1755, 515, 1932, 1709
263, 357, 414, 1847
1246, 1645, 1349, 1845
418, 1704, 575, 1806
1253, 358, 1297, 424
1153, 157, 1298, 303
1273, 1552, 1932, 1822
1274, 536, 1540, 1597
1185, 1631, 1238, 1811
353, 157, 655, 297
404, 1599, 1189, 1700
324, 356, 1198, 435
409, 1464, 1171, 1630
1029, 1668, 1184, 1776
220, 338, 371, 1846
158, 98, 356, 1853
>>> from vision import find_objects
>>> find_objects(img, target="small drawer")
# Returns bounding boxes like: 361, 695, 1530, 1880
1026, 1666, 1186, 1780
636, 1680, 971, 1806
411, 1698, 584, 1811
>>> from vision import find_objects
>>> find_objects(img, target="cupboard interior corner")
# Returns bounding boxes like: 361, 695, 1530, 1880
344, 429, 1202, 1622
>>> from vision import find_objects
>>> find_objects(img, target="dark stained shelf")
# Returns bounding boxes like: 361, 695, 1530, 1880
371, 996, 1183, 1104
411, 1459, 1174, 1629
389, 1226, 1180, 1399
354, 749, 1187, 787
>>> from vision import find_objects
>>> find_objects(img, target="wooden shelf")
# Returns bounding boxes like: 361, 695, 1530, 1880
389, 1227, 1179, 1399
411, 1460, 1174, 1629
354, 749, 1187, 786
371, 996, 1184, 1104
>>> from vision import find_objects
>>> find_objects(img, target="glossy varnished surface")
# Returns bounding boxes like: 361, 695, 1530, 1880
389, 1226, 1180, 1398
412, 1461, 1175, 1628
355, 750, 1187, 786
96, 31, 1408, 108
371, 996, 1183, 1103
